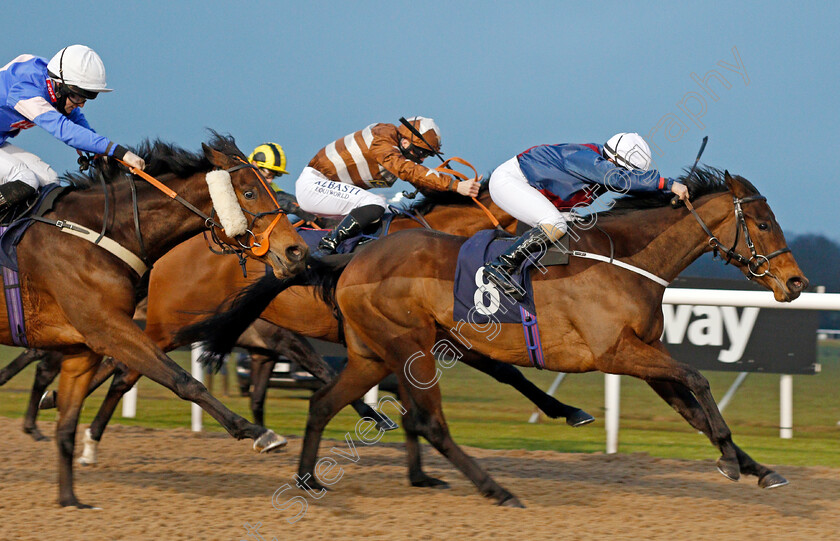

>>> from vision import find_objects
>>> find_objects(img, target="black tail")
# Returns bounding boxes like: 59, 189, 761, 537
175, 255, 352, 372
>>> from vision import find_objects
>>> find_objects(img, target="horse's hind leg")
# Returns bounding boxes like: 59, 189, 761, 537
398, 381, 449, 489
248, 352, 275, 427
392, 359, 524, 507
79, 365, 142, 466
23, 351, 62, 441
0, 348, 47, 386
461, 353, 594, 426
276, 332, 397, 431
646, 379, 787, 488
55, 350, 102, 508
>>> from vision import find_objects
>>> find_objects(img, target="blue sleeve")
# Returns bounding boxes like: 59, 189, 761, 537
7, 81, 115, 155
563, 149, 666, 194
68, 109, 93, 131
32, 109, 115, 155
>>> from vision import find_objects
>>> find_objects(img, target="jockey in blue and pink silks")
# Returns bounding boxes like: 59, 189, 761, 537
0, 44, 145, 210
483, 132, 690, 299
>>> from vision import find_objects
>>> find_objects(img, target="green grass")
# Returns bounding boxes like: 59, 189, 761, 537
1, 342, 838, 467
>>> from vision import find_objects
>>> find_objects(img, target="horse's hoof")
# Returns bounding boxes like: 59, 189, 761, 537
39, 390, 56, 410
565, 409, 595, 427
716, 457, 740, 482
376, 416, 399, 432
411, 476, 450, 489
253, 430, 287, 453
758, 472, 789, 489
23, 427, 49, 442
59, 499, 101, 510
498, 494, 525, 508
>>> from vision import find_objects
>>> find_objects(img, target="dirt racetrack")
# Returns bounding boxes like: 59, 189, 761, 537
0, 417, 838, 541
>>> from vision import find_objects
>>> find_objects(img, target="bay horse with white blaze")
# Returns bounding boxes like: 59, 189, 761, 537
0, 134, 306, 508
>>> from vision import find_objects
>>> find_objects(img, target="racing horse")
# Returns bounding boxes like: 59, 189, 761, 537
0, 134, 306, 507
24, 181, 591, 469
192, 168, 807, 505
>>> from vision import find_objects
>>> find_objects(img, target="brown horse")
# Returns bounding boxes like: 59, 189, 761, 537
18, 183, 590, 468
193, 168, 808, 506
0, 134, 306, 508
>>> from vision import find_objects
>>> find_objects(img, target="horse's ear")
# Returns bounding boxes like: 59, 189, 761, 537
202, 143, 233, 169
724, 169, 749, 198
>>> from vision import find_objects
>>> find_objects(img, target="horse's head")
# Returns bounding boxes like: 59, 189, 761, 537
202, 143, 307, 278
711, 171, 808, 301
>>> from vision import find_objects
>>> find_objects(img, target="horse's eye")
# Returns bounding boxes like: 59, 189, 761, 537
758, 222, 769, 231
243, 190, 256, 200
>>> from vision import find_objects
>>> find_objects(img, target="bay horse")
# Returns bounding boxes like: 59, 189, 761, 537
11, 183, 591, 470
0, 134, 306, 508
192, 168, 807, 506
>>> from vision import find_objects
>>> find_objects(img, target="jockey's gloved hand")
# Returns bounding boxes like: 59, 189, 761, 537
456, 180, 480, 197
671, 181, 689, 201
123, 151, 146, 171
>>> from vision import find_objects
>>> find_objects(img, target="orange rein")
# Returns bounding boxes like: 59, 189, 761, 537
116, 157, 286, 257
433, 157, 501, 229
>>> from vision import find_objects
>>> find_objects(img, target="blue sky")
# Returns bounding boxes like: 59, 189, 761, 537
7, 1, 839, 240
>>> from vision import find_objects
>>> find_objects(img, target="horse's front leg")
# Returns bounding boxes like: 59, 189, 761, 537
605, 329, 740, 481
84, 317, 286, 453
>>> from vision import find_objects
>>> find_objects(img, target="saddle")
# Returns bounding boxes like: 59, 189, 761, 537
0, 184, 69, 270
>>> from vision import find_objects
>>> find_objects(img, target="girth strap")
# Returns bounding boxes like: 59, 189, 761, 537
32, 217, 147, 276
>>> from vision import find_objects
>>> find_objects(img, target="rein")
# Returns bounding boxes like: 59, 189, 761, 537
683, 195, 791, 278
433, 157, 504, 231
117, 156, 288, 260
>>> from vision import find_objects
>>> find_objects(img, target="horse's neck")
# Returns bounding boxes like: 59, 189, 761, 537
598, 193, 734, 283
73, 173, 214, 264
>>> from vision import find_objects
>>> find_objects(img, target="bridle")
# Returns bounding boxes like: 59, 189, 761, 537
683, 194, 791, 278
117, 155, 288, 267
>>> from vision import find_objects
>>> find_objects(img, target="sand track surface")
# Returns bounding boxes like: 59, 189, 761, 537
0, 417, 837, 541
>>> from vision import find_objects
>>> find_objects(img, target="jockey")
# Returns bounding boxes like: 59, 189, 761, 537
483, 132, 689, 299
296, 116, 480, 255
249, 142, 288, 187
0, 45, 146, 211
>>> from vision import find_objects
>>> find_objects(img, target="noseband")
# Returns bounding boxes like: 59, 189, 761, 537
684, 194, 791, 278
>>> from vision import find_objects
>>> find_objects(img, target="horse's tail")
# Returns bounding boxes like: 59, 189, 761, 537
175, 255, 352, 372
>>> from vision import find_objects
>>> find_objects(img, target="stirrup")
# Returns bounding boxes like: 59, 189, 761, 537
483, 264, 526, 300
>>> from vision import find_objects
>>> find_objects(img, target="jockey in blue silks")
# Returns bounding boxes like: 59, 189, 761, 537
0, 44, 145, 210
483, 132, 689, 299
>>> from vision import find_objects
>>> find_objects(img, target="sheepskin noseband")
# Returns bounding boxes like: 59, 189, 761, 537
205, 170, 248, 237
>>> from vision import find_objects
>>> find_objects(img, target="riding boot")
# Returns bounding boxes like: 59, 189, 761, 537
0, 181, 37, 212
483, 226, 554, 301
316, 214, 364, 255
315, 203, 384, 258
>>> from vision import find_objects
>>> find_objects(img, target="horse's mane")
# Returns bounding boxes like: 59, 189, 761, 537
599, 166, 759, 216
60, 130, 244, 189
406, 178, 490, 215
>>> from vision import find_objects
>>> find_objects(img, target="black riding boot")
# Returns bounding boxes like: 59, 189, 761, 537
316, 204, 385, 256
0, 180, 37, 212
482, 226, 554, 301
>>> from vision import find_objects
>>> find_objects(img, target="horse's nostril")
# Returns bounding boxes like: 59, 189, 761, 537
787, 276, 806, 292
287, 245, 305, 262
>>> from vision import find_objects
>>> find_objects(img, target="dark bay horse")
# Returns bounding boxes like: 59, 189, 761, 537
0, 134, 306, 508
195, 169, 807, 506
17, 183, 590, 469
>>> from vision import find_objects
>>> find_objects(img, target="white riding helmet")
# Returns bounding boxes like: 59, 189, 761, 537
603, 133, 652, 171
47, 45, 112, 97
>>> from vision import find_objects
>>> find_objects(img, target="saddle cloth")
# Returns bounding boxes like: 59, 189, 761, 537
452, 229, 571, 324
